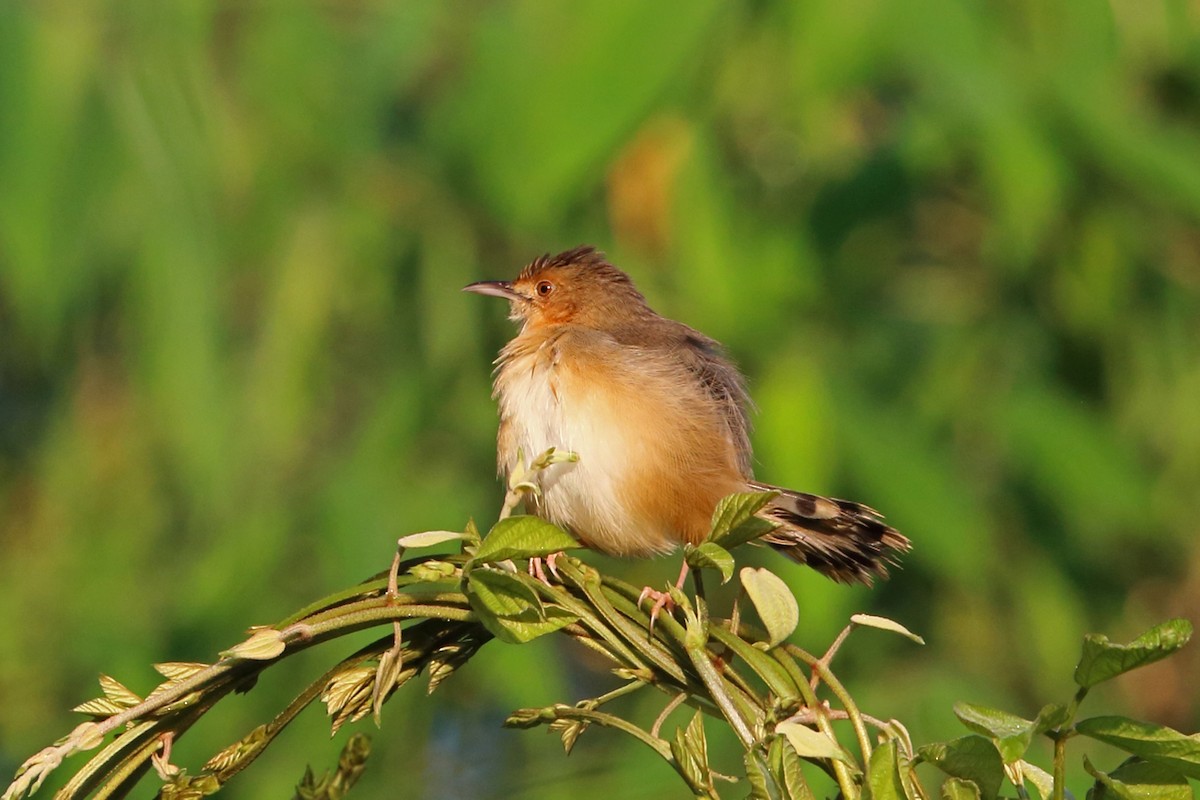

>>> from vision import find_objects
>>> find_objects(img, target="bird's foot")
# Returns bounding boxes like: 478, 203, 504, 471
637, 586, 677, 631
528, 551, 564, 587
150, 732, 179, 781
637, 559, 691, 631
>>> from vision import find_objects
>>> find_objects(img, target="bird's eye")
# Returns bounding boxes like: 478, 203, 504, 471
535, 280, 554, 297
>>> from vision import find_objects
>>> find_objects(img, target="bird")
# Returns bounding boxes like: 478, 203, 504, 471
464, 246, 909, 610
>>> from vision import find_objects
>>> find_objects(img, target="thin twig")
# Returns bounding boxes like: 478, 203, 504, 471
651, 693, 689, 739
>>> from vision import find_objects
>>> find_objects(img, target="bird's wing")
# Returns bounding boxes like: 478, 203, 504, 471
673, 327, 755, 477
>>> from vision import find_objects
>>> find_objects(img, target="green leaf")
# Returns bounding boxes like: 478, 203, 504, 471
708, 491, 779, 549
465, 569, 577, 643
463, 518, 482, 546
396, 530, 468, 549
941, 778, 982, 800
776, 722, 856, 765
467, 569, 543, 617
865, 741, 908, 800
741, 567, 799, 647
953, 703, 1035, 763
682, 592, 709, 650
222, 629, 286, 661
1074, 619, 1193, 688
372, 644, 404, 725
670, 711, 713, 797
320, 666, 376, 735
407, 559, 460, 583
74, 722, 105, 751
473, 515, 581, 563
1084, 756, 1192, 800
1016, 760, 1054, 800
851, 614, 926, 645
708, 624, 802, 701
685, 541, 735, 583
778, 738, 817, 800
97, 675, 141, 708
1075, 717, 1200, 779
1033, 703, 1072, 733
152, 662, 208, 681
918, 736, 1005, 800
550, 717, 588, 755
72, 697, 125, 718
746, 749, 785, 800
476, 601, 577, 644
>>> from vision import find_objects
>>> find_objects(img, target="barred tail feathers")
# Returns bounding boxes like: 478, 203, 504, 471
749, 481, 911, 585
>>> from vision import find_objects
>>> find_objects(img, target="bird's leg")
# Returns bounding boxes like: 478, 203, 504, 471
150, 732, 179, 780
528, 551, 564, 586
638, 560, 691, 629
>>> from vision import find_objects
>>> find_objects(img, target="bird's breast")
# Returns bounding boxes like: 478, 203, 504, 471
493, 329, 745, 557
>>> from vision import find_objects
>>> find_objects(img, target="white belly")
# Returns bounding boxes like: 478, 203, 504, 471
497, 351, 678, 556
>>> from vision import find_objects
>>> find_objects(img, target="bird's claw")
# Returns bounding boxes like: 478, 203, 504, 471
528, 552, 564, 586
150, 732, 179, 780
637, 586, 676, 631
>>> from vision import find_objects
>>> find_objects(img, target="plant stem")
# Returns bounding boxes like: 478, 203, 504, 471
786, 644, 873, 764
541, 707, 674, 760
651, 693, 689, 738
686, 641, 756, 748
1052, 732, 1067, 800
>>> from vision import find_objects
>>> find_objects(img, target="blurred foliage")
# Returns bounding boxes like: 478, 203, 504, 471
1, 0, 1198, 798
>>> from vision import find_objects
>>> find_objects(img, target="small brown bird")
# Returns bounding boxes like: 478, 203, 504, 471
465, 246, 909, 600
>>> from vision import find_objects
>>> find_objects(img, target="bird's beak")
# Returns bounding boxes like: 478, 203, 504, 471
463, 280, 522, 301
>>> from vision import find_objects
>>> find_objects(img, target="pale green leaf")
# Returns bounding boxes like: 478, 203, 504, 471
670, 711, 713, 796
407, 559, 459, 583
463, 518, 482, 546
203, 724, 271, 777
741, 567, 799, 647
74, 723, 105, 751
71, 697, 125, 718
222, 629, 286, 661
152, 662, 208, 681
97, 674, 141, 707
1017, 760, 1055, 800
320, 665, 375, 735
372, 645, 404, 725
852, 614, 926, 645
396, 530, 468, 549
549, 717, 588, 755
776, 721, 855, 765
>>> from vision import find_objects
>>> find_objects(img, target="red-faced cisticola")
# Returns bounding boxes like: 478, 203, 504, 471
465, 246, 910, 600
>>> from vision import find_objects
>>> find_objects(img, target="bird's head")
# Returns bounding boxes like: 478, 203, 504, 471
464, 246, 650, 332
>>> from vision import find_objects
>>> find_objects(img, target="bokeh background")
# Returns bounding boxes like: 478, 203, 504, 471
2, 1, 1199, 798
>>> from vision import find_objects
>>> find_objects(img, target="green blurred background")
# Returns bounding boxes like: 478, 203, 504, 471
2, 1, 1199, 797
